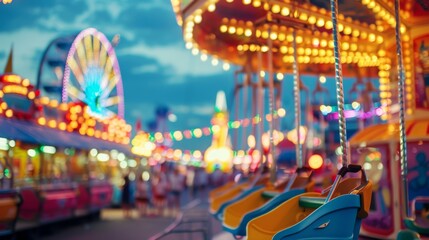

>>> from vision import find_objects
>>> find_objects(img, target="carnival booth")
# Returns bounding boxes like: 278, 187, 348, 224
0, 28, 133, 231
350, 112, 429, 239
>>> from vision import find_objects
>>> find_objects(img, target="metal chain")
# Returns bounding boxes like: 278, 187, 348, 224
394, 0, 409, 218
330, 0, 348, 167
292, 29, 303, 168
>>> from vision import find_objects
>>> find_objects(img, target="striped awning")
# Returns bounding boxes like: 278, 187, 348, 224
349, 118, 429, 146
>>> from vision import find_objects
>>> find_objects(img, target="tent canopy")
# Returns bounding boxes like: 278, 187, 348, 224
0, 117, 132, 155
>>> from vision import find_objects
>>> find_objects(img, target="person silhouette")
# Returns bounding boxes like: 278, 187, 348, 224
409, 152, 429, 191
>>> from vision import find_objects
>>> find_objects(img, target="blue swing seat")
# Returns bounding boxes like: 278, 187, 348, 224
247, 165, 372, 240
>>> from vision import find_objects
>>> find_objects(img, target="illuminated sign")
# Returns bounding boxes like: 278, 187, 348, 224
3, 85, 28, 96
0, 74, 37, 119
1, 75, 21, 84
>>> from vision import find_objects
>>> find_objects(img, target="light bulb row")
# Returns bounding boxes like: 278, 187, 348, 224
238, 0, 387, 40
361, 0, 407, 32
219, 18, 383, 46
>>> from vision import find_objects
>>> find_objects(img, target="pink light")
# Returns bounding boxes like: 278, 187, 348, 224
242, 118, 250, 127
326, 107, 384, 121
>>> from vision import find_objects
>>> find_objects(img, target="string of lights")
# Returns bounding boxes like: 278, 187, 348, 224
147, 107, 286, 143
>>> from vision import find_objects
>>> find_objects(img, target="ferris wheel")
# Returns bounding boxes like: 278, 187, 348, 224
37, 28, 124, 119
62, 28, 124, 118
36, 34, 75, 100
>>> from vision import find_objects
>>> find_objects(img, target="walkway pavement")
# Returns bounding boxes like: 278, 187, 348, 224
19, 188, 217, 240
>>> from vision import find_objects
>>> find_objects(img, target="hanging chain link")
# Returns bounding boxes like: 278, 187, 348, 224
292, 29, 303, 168
394, 0, 409, 218
330, 0, 348, 167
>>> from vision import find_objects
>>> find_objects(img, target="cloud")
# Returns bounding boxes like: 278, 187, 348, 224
185, 117, 205, 127
121, 42, 225, 81
132, 64, 159, 74
0, 28, 57, 83
171, 103, 214, 116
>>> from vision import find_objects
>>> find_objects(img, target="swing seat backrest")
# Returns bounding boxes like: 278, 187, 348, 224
298, 177, 372, 218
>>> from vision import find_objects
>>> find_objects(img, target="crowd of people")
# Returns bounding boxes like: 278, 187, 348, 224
120, 165, 231, 218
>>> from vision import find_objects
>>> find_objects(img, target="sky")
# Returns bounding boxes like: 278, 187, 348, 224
0, 0, 368, 151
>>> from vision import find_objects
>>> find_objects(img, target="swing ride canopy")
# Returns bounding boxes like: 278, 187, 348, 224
172, 0, 429, 118
350, 111, 429, 145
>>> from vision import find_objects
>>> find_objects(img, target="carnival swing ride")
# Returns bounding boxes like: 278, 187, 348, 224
172, 0, 429, 239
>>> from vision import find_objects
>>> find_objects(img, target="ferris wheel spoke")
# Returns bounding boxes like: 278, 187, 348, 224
101, 95, 121, 107
100, 68, 115, 91
67, 57, 85, 87
67, 85, 85, 101
76, 42, 87, 73
104, 57, 113, 78
99, 59, 114, 90
99, 45, 107, 70
54, 67, 63, 81
84, 35, 93, 65
101, 75, 119, 99
104, 109, 116, 117
93, 36, 100, 64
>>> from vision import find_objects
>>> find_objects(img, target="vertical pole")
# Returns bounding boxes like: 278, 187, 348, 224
329, 0, 348, 167
242, 74, 249, 151
233, 73, 239, 150
257, 50, 264, 169
6, 147, 13, 189
292, 29, 303, 168
39, 151, 44, 185
251, 81, 257, 140
267, 27, 276, 183
394, 0, 409, 218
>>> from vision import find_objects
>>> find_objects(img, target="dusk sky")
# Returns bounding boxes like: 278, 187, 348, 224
0, 0, 363, 151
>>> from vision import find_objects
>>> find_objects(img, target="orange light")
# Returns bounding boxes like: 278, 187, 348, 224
49, 100, 58, 108
95, 130, 101, 138
40, 97, 49, 105
3, 75, 21, 84
87, 128, 95, 137
22, 78, 30, 87
27, 91, 35, 100
59, 103, 68, 111
101, 132, 108, 140
48, 120, 57, 128
70, 121, 78, 128
58, 122, 67, 130
3, 85, 28, 95
70, 114, 78, 121
38, 117, 46, 125
5, 109, 13, 118
309, 154, 324, 169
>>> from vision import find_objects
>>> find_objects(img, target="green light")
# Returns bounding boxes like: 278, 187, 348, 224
4, 169, 10, 178
64, 148, 75, 156
40, 146, 56, 154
